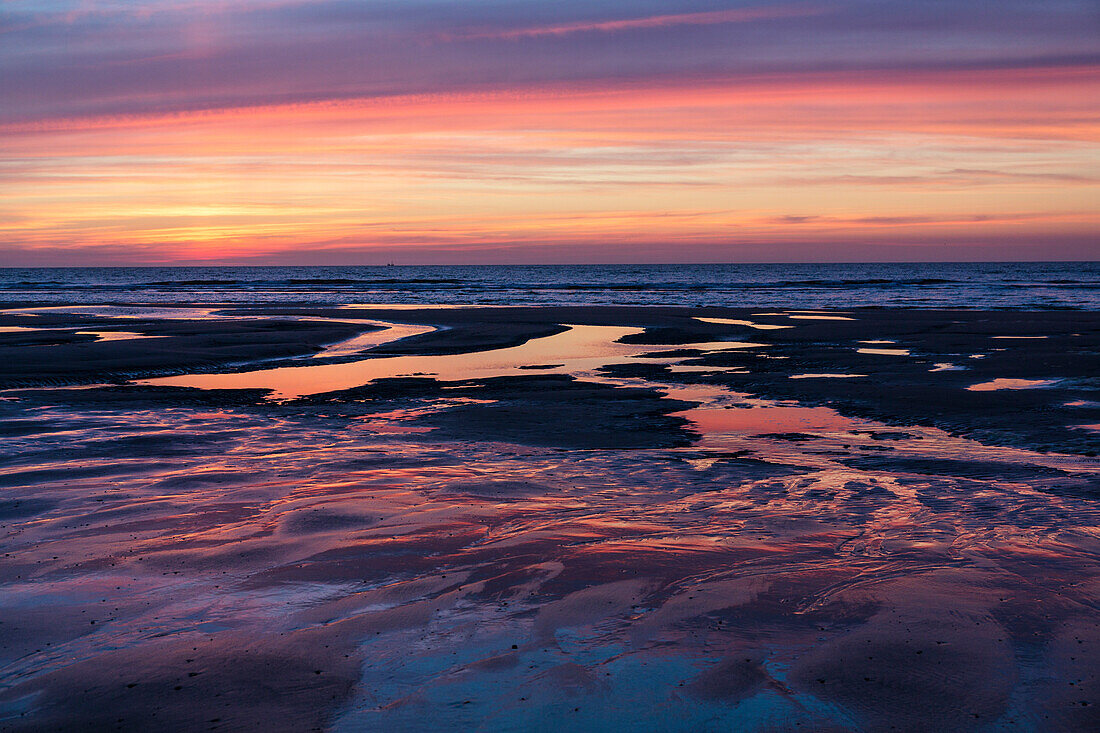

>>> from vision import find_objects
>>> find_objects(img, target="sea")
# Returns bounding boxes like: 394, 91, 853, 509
0, 262, 1097, 309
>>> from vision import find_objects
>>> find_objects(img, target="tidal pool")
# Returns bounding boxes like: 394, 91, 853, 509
143, 325, 765, 399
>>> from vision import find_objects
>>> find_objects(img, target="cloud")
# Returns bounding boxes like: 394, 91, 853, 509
2, 0, 1097, 264
767, 212, 1078, 227
782, 168, 1100, 187
2, 0, 1098, 124
443, 4, 831, 41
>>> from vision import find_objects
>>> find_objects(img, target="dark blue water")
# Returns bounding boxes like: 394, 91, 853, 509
0, 263, 1097, 309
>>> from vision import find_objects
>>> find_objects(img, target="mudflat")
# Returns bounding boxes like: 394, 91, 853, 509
1, 304, 1097, 731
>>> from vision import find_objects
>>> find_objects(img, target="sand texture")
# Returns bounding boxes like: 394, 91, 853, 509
0, 305, 1097, 731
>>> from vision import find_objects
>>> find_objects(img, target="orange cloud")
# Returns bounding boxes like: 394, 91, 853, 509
2, 63, 1096, 263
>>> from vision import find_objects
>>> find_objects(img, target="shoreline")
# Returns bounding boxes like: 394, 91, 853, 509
3, 304, 1096, 455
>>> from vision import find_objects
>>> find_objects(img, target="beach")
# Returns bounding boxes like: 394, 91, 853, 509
6, 0, 1098, 726
1, 301, 1098, 731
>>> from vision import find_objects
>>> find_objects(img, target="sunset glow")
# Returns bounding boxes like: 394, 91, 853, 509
2, 0, 1097, 264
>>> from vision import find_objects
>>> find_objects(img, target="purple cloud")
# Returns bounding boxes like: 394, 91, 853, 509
1, 0, 1097, 124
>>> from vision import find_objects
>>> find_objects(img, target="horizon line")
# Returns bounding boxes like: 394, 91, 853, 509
2, 260, 1098, 269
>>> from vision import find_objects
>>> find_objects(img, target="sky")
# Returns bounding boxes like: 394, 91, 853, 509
1, 0, 1097, 265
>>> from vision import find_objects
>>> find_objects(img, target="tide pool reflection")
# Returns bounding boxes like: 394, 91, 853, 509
142, 325, 764, 399
4, 391, 1097, 732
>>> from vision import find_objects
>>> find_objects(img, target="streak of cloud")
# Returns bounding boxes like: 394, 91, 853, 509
443, 4, 831, 41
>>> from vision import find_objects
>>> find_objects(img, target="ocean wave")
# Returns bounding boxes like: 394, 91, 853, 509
0, 277, 469, 289
285, 278, 466, 285
0, 264, 1095, 309
769, 278, 957, 287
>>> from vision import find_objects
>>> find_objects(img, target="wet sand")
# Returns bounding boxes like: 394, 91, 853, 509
1, 305, 1098, 731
